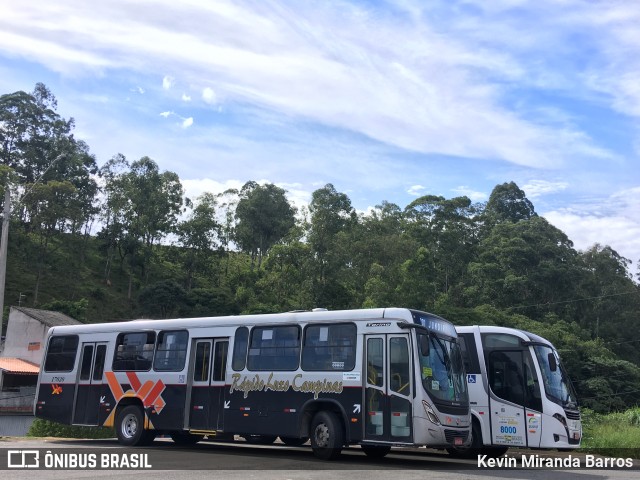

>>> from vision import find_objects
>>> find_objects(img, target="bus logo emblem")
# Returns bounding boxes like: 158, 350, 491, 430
51, 384, 63, 395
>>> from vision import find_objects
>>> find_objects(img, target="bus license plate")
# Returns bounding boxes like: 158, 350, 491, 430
454, 437, 463, 445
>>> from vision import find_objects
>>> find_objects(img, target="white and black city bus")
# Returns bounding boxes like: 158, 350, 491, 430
35, 308, 470, 459
448, 325, 581, 458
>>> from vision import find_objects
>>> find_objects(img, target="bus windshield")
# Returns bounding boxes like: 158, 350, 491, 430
418, 333, 468, 404
534, 345, 578, 409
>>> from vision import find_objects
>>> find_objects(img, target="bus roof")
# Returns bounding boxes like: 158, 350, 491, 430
46, 307, 447, 337
455, 325, 555, 348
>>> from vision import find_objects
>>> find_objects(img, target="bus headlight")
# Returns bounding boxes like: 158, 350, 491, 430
553, 413, 569, 438
553, 413, 567, 427
422, 400, 441, 425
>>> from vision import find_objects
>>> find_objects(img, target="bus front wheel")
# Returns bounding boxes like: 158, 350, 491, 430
115, 405, 155, 446
310, 411, 343, 460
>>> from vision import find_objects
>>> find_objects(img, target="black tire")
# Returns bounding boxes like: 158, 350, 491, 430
115, 405, 154, 446
243, 435, 278, 445
310, 411, 344, 460
280, 436, 309, 447
482, 446, 509, 458
361, 445, 391, 458
446, 419, 482, 459
170, 431, 203, 445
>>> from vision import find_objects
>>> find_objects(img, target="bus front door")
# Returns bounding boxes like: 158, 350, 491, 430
487, 350, 527, 447
72, 342, 107, 425
189, 338, 228, 432
364, 334, 413, 443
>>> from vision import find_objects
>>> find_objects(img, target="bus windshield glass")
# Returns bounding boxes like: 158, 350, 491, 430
534, 345, 578, 409
418, 332, 468, 403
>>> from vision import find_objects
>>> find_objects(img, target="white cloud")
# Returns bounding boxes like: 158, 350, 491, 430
407, 185, 426, 196
543, 186, 640, 276
162, 75, 174, 90
159, 110, 173, 118
182, 178, 245, 201
522, 180, 569, 199
452, 186, 487, 202
0, 0, 622, 168
182, 93, 191, 102
182, 117, 194, 128
202, 87, 217, 105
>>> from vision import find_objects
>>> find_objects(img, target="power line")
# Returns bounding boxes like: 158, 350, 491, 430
580, 389, 640, 400
509, 290, 638, 311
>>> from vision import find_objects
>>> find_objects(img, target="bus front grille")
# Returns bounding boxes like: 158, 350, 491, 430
564, 410, 581, 420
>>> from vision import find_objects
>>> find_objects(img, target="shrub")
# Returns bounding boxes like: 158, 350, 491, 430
28, 419, 114, 439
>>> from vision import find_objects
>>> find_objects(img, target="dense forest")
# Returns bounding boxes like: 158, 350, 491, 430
1, 84, 639, 413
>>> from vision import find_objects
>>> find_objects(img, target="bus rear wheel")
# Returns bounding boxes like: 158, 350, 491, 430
310, 411, 343, 460
115, 405, 155, 446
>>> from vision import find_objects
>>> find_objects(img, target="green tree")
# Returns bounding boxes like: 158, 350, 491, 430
138, 280, 187, 318
484, 181, 536, 226
177, 192, 220, 291
307, 184, 356, 308
467, 216, 579, 315
98, 156, 183, 298
403, 195, 480, 308
234, 182, 296, 270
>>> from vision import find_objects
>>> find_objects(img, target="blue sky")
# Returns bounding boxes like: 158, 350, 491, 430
1, 0, 639, 274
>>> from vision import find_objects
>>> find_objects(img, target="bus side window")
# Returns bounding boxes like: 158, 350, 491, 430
232, 327, 249, 371
154, 330, 189, 371
248, 326, 300, 371
458, 333, 481, 374
488, 351, 525, 406
524, 353, 542, 412
113, 332, 155, 371
301, 323, 356, 371
44, 335, 79, 372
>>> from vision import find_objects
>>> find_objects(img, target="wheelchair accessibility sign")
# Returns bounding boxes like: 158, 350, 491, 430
467, 374, 477, 384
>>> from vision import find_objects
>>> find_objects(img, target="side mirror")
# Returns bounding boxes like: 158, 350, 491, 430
419, 335, 430, 356
548, 352, 557, 372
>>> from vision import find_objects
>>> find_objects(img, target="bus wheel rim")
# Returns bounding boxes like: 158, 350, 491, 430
122, 413, 138, 439
314, 423, 330, 447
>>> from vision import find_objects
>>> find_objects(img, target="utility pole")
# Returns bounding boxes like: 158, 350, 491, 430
0, 184, 11, 339
0, 153, 64, 338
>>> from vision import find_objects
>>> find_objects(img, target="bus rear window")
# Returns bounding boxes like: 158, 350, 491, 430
44, 335, 79, 372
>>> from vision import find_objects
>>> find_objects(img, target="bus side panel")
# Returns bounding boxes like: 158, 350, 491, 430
35, 382, 76, 424
224, 388, 362, 441
101, 376, 187, 431
148, 384, 188, 430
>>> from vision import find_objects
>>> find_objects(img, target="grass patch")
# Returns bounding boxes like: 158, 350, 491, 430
27, 419, 114, 439
581, 407, 640, 458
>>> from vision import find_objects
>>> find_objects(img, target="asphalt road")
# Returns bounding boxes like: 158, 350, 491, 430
1, 437, 638, 480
